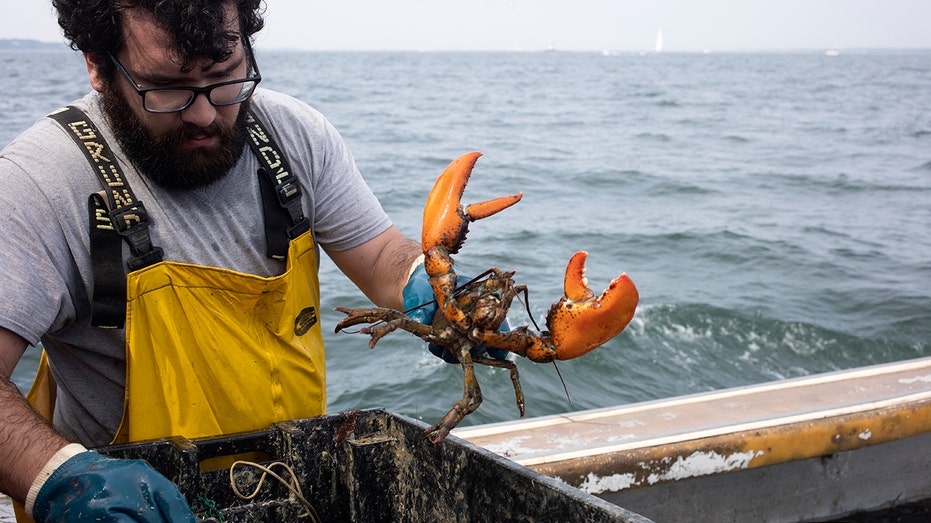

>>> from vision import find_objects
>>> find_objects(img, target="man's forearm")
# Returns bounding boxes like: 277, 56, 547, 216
329, 226, 424, 311
0, 377, 69, 503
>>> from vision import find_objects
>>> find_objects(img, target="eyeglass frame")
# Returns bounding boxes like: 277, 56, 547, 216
106, 38, 262, 114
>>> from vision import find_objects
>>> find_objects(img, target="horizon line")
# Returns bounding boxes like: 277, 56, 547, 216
3, 38, 930, 54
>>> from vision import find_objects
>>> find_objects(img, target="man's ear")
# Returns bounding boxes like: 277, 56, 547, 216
84, 52, 107, 92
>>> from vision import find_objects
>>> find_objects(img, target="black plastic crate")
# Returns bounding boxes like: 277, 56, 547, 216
98, 409, 653, 522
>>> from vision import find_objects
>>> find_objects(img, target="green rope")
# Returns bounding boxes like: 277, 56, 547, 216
194, 495, 225, 522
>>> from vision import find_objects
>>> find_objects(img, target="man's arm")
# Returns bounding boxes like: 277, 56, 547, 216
327, 225, 423, 311
0, 327, 69, 503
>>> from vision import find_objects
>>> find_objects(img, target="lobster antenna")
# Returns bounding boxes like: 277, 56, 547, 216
517, 286, 543, 331
403, 300, 437, 315
552, 361, 571, 405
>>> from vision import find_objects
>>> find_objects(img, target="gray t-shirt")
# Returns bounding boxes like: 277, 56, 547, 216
0, 88, 392, 446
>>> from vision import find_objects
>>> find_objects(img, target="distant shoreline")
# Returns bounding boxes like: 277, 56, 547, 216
0, 39, 65, 50
1, 38, 928, 54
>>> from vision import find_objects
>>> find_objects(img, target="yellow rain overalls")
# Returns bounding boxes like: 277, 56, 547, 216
14, 106, 327, 522
50, 106, 327, 441
27, 230, 325, 442
115, 229, 325, 442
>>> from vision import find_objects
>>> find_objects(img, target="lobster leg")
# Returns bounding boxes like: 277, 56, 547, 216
334, 307, 440, 349
426, 350, 526, 443
426, 350, 483, 443
474, 354, 525, 419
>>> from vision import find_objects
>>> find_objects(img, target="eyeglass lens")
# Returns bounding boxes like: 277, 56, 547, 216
144, 80, 258, 112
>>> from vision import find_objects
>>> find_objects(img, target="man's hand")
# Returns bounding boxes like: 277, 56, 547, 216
29, 446, 196, 522
403, 262, 510, 363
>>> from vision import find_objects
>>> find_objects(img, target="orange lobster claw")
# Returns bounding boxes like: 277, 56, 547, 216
546, 251, 639, 360
422, 152, 523, 329
422, 152, 522, 255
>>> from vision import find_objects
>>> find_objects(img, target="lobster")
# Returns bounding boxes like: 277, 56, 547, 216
335, 152, 639, 442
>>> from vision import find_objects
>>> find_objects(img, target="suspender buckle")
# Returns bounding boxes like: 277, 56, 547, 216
287, 217, 310, 239
275, 180, 301, 205
275, 180, 310, 239
109, 202, 164, 270
126, 245, 165, 271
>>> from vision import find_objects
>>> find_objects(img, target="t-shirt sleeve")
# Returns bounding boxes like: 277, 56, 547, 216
311, 117, 393, 251
0, 156, 79, 344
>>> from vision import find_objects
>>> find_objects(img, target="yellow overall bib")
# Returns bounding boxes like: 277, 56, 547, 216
27, 229, 326, 443
114, 229, 325, 443
16, 231, 324, 522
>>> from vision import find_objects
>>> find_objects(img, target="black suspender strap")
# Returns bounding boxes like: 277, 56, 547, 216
50, 105, 163, 328
245, 111, 310, 260
49, 107, 307, 327
87, 192, 128, 328
50, 106, 164, 269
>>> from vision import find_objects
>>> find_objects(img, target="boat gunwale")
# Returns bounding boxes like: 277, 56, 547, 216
454, 356, 931, 488
454, 356, 931, 440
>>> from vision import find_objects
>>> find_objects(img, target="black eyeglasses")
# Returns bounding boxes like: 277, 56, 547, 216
108, 40, 262, 113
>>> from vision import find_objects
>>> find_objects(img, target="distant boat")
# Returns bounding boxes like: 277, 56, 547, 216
655, 29, 664, 53
825, 49, 839, 56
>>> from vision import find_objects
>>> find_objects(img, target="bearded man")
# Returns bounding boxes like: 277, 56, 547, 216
0, 1, 443, 520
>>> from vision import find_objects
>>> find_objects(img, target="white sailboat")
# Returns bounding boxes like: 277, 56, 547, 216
655, 28, 664, 53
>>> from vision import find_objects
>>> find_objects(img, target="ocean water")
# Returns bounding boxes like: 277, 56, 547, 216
2, 48, 930, 430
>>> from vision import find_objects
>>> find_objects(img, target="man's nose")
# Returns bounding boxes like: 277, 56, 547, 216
180, 92, 217, 128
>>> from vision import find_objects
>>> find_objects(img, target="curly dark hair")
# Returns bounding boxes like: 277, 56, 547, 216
53, 0, 265, 72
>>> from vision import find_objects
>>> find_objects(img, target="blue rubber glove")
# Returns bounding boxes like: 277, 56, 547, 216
31, 449, 196, 522
403, 261, 510, 363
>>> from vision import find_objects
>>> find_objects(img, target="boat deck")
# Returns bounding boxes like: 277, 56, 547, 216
454, 356, 931, 491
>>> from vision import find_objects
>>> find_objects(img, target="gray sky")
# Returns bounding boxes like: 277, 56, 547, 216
7, 0, 931, 52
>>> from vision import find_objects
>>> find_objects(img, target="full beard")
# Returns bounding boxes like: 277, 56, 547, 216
100, 85, 250, 190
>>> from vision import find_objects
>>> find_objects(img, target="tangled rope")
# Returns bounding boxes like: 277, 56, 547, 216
229, 460, 321, 522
